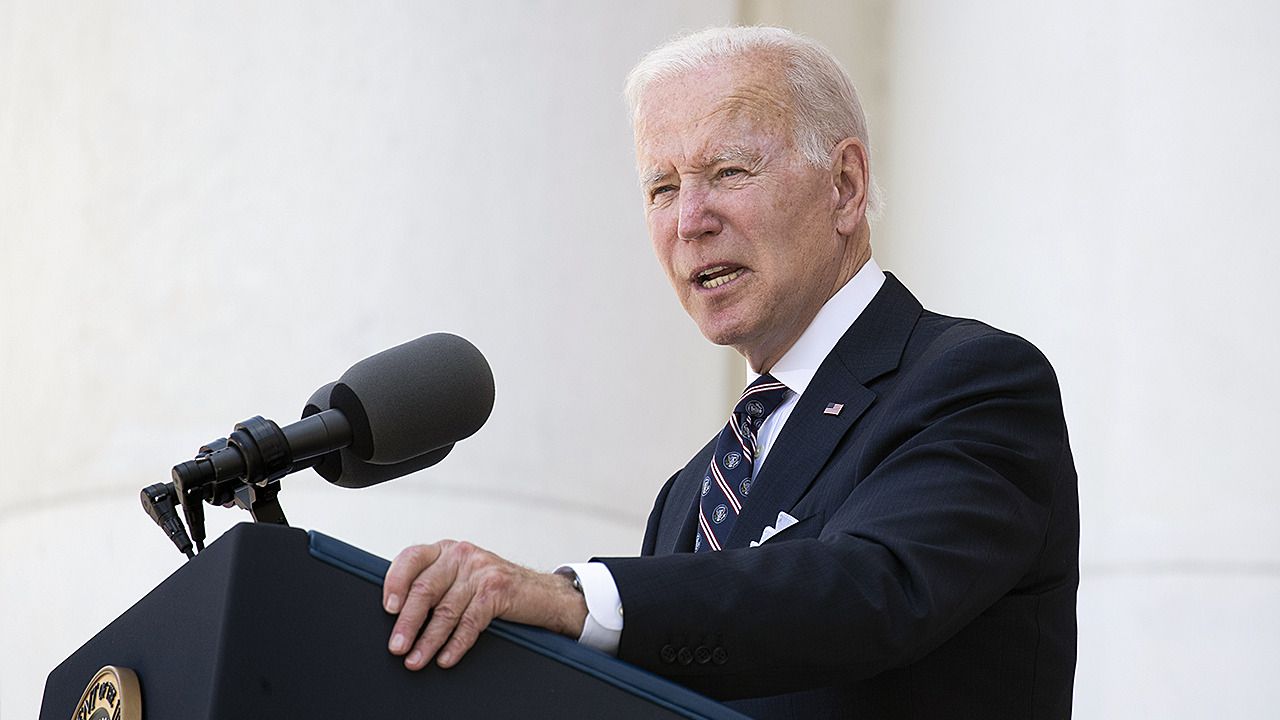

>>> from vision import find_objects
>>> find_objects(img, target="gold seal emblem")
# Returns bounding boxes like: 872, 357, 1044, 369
72, 666, 141, 720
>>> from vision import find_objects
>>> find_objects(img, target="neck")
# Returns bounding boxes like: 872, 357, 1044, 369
743, 231, 872, 374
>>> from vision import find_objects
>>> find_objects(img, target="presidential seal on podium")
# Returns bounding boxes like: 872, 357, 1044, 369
72, 666, 141, 720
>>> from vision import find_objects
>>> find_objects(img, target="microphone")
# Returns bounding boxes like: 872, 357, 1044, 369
328, 331, 495, 465
302, 382, 455, 489
168, 333, 495, 550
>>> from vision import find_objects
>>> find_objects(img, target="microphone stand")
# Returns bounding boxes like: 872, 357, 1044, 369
143, 413, 333, 558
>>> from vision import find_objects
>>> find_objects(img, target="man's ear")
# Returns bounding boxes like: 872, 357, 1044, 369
831, 138, 869, 236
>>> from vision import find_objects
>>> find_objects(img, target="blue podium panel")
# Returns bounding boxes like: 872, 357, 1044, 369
40, 522, 750, 720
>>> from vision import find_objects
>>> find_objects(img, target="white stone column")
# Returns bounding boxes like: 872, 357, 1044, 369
879, 2, 1280, 717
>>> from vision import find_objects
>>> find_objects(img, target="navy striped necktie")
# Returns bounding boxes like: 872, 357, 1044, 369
695, 374, 789, 552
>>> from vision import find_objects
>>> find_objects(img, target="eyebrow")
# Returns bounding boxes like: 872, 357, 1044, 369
707, 146, 760, 168
639, 167, 667, 187
638, 146, 762, 187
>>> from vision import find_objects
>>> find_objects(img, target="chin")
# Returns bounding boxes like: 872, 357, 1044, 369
687, 300, 764, 348
694, 319, 753, 349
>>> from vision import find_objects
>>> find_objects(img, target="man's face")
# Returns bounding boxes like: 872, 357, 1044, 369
634, 57, 864, 372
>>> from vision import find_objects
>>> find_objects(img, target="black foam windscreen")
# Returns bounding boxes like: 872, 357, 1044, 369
328, 333, 495, 465
302, 382, 454, 489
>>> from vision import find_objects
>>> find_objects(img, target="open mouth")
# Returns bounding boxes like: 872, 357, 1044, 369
696, 265, 746, 289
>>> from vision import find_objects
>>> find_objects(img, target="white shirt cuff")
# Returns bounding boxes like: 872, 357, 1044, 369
555, 561, 623, 656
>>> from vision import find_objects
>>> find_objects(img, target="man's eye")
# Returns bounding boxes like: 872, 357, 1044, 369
720, 167, 744, 178
651, 185, 676, 199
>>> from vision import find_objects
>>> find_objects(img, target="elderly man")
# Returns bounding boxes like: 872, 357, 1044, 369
382, 26, 1078, 719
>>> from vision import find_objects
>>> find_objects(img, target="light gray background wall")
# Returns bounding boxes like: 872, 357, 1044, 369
3, 2, 1276, 718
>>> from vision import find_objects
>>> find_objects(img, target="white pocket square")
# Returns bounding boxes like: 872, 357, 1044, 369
750, 511, 799, 547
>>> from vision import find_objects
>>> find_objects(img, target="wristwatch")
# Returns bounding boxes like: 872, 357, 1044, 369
553, 567, 583, 593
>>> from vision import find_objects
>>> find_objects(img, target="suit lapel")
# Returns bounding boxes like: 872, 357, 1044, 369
726, 372, 872, 548
724, 273, 923, 549
653, 438, 716, 554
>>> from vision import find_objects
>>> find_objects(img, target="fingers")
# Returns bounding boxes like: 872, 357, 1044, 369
384, 542, 455, 667
385, 543, 450, 659
382, 540, 590, 671
383, 542, 440, 615
406, 579, 489, 669
384, 540, 501, 670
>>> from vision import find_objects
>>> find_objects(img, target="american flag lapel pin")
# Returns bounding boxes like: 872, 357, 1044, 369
823, 402, 844, 416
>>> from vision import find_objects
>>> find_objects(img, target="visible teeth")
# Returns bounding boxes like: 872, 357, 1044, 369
700, 267, 745, 289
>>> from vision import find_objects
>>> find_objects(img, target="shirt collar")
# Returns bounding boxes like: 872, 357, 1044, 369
748, 257, 885, 397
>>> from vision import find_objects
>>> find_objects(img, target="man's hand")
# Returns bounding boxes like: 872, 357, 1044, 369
382, 540, 589, 670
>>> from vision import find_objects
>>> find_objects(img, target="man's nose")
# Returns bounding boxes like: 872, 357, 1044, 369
677, 187, 722, 240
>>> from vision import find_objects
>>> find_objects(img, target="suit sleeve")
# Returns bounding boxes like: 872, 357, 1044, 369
596, 327, 1076, 700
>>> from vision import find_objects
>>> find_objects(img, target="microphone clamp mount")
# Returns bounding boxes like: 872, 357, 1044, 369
145, 410, 352, 557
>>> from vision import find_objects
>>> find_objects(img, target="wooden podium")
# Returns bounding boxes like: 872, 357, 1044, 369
40, 522, 749, 719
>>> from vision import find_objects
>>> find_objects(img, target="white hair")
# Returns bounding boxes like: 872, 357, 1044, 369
625, 26, 884, 222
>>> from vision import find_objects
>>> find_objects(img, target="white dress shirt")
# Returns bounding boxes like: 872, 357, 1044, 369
559, 259, 886, 655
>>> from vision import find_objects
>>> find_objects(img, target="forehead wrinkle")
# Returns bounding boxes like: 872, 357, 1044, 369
719, 87, 791, 126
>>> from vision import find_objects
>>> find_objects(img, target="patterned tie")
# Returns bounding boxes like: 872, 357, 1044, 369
695, 374, 790, 552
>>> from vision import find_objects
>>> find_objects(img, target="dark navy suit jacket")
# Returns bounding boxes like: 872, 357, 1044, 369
597, 274, 1078, 719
